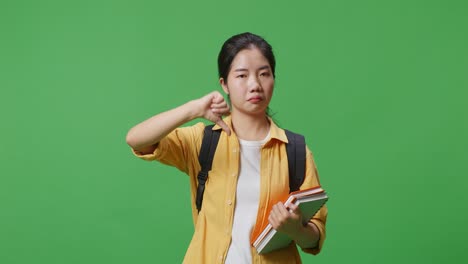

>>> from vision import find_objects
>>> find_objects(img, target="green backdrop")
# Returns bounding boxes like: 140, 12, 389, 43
1, 0, 467, 263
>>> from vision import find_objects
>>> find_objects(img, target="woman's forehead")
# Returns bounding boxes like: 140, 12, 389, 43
230, 48, 270, 69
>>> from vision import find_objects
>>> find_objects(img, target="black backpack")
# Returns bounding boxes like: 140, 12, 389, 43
196, 125, 306, 213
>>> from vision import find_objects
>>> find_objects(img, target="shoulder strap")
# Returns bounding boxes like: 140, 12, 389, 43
284, 130, 306, 193
196, 125, 221, 213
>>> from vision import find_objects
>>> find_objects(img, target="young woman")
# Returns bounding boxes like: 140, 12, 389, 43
126, 32, 327, 264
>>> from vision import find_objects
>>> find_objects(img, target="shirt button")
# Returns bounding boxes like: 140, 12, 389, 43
233, 148, 237, 153
227, 200, 232, 205
231, 173, 236, 177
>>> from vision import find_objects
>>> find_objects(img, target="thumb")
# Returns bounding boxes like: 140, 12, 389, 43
215, 118, 231, 136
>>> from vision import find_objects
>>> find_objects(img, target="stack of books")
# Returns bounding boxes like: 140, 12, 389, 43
252, 186, 328, 254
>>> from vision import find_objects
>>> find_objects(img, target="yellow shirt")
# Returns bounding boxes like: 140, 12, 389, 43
132, 116, 327, 264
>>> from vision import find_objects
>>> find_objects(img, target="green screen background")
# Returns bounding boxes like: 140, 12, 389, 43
1, 0, 467, 263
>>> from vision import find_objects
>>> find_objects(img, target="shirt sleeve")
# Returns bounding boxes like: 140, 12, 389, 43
299, 146, 328, 255
131, 122, 205, 174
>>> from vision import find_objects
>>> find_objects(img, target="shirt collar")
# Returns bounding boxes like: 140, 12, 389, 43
212, 115, 289, 143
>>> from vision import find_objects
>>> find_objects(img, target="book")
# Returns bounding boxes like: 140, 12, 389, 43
252, 186, 328, 254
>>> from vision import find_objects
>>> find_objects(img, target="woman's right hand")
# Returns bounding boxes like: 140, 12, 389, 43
195, 91, 231, 135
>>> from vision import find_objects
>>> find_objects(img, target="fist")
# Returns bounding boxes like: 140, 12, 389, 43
268, 203, 304, 237
196, 91, 231, 135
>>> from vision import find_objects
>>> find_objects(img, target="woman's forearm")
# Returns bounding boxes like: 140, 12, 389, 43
126, 100, 201, 151
290, 222, 320, 250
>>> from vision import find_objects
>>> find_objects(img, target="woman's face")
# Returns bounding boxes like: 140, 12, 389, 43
220, 48, 274, 116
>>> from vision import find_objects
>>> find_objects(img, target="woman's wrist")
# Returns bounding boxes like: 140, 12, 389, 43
290, 222, 320, 249
185, 99, 204, 120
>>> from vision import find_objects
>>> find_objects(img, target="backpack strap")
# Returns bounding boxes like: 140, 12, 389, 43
196, 125, 221, 213
285, 130, 306, 192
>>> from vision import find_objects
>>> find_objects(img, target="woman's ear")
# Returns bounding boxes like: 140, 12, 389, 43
220, 78, 229, 94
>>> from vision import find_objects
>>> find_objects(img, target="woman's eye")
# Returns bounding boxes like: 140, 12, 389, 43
237, 74, 247, 78
260, 72, 271, 77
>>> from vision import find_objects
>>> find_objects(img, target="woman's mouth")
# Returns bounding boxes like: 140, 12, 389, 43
248, 97, 262, 103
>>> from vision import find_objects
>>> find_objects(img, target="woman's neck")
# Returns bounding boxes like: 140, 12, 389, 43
230, 111, 270, 141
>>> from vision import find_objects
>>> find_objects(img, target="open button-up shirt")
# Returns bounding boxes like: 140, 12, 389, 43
133, 116, 327, 264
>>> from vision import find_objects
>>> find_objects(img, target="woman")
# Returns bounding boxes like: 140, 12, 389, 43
126, 32, 327, 263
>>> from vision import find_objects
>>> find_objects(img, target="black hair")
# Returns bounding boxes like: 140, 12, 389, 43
218, 32, 276, 82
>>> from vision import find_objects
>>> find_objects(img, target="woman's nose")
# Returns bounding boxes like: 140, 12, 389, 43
248, 76, 262, 92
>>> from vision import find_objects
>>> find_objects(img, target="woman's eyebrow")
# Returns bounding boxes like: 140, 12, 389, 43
234, 65, 270, 72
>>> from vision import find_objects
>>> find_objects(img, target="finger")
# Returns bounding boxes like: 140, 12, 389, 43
204, 92, 217, 104
211, 92, 225, 104
268, 213, 280, 229
289, 203, 301, 215
211, 106, 230, 115
276, 203, 290, 219
268, 212, 282, 230
215, 118, 231, 136
271, 204, 289, 223
268, 215, 276, 229
210, 102, 228, 110
210, 101, 227, 109
270, 204, 280, 217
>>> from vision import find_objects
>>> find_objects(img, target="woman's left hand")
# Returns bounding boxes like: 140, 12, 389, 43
268, 202, 305, 237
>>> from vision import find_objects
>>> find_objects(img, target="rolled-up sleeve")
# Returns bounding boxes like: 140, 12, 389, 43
131, 122, 205, 174
300, 147, 328, 255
